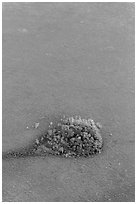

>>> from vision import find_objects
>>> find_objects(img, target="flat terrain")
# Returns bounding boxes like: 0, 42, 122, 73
2, 3, 135, 202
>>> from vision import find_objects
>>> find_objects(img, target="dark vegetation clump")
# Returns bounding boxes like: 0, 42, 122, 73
35, 116, 103, 158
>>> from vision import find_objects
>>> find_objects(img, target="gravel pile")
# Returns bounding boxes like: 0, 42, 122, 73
35, 116, 103, 158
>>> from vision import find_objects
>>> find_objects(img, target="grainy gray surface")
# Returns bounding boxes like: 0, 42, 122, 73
2, 3, 134, 202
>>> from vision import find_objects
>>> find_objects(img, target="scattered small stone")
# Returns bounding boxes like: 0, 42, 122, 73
34, 122, 39, 129
48, 130, 52, 136
50, 122, 53, 126
96, 122, 102, 129
35, 145, 53, 154
80, 20, 84, 24
35, 139, 39, 144
34, 116, 103, 158
18, 28, 28, 33
58, 147, 64, 153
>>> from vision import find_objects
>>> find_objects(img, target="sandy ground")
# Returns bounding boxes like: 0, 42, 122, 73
2, 3, 135, 202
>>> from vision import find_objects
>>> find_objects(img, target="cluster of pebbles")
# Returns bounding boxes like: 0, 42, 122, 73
34, 116, 103, 158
